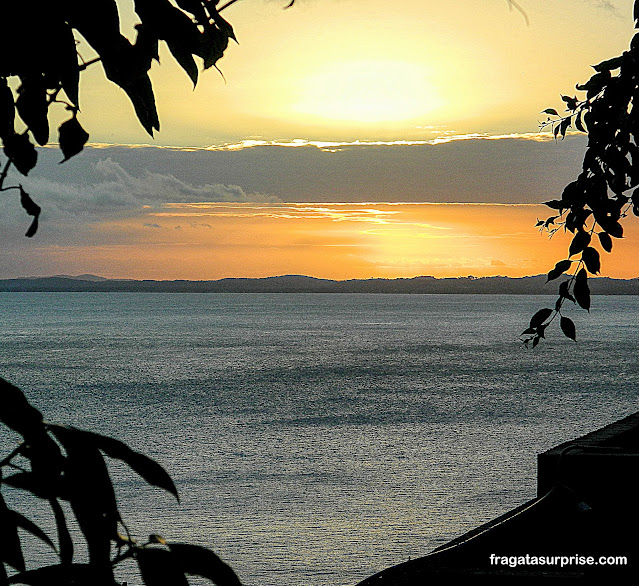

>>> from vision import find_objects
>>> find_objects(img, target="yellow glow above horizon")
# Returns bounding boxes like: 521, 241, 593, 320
67, 0, 637, 145
291, 60, 443, 123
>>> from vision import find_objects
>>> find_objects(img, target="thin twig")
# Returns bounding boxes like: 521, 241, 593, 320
507, 0, 530, 26
78, 57, 101, 72
218, 0, 241, 12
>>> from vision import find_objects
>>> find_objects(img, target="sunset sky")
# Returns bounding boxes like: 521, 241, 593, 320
2, 0, 638, 280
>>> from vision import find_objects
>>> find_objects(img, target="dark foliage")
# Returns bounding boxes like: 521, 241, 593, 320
0, 0, 251, 236
0, 377, 241, 586
523, 1, 639, 346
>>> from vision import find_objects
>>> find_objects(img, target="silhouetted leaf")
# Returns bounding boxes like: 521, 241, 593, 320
581, 246, 601, 274
4, 436, 65, 500
542, 108, 558, 116
530, 308, 553, 329
2, 473, 49, 499
601, 219, 623, 238
10, 511, 55, 550
47, 424, 178, 500
19, 186, 40, 238
121, 75, 160, 136
0, 378, 44, 437
561, 95, 578, 111
200, 25, 230, 70
561, 180, 582, 204
92, 26, 160, 136
546, 268, 561, 282
593, 55, 624, 72
49, 498, 73, 565
134, 0, 203, 86
575, 110, 586, 132
3, 132, 37, 175
559, 117, 570, 138
543, 200, 565, 210
169, 543, 243, 586
16, 80, 49, 146
167, 40, 199, 86
136, 548, 189, 586
598, 231, 613, 252
135, 23, 160, 71
212, 9, 237, 43
547, 259, 572, 282
58, 117, 89, 162
0, 494, 25, 572
565, 207, 592, 233
569, 230, 591, 257
574, 268, 590, 311
576, 70, 611, 99
560, 316, 577, 341
49, 426, 118, 573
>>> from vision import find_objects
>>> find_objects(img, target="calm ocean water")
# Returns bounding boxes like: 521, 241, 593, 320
0, 292, 638, 585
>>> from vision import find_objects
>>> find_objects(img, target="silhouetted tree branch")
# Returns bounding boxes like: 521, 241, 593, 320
522, 1, 639, 346
0, 0, 245, 236
0, 377, 243, 586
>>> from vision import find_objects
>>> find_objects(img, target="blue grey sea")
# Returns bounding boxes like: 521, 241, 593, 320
1, 292, 638, 585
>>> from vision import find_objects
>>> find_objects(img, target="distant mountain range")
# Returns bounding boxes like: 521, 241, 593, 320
1, 274, 638, 294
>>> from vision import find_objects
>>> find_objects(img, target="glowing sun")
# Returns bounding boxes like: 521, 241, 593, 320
291, 59, 443, 124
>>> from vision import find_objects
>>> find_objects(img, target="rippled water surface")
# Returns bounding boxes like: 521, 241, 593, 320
1, 293, 638, 585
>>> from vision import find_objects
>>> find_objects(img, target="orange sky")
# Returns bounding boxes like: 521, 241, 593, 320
8, 202, 638, 280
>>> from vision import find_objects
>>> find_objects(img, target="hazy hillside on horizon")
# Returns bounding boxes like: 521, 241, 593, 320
1, 274, 638, 295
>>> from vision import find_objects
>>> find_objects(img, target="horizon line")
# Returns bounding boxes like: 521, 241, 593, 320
5, 273, 639, 283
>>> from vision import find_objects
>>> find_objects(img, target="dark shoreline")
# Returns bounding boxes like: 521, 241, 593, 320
1, 274, 638, 295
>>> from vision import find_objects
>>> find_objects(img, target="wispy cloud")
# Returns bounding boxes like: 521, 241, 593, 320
152, 202, 404, 224
17, 158, 280, 222
149, 203, 460, 240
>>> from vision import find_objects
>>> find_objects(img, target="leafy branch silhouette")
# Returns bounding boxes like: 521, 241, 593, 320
0, 0, 251, 236
522, 2, 639, 346
0, 377, 242, 586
